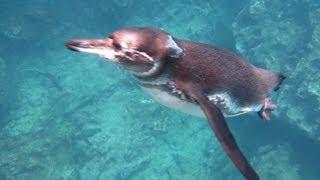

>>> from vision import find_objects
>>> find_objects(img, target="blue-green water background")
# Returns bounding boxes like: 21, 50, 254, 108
0, 0, 320, 179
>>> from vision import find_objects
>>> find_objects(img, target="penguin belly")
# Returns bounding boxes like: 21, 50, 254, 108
141, 86, 263, 117
141, 86, 204, 117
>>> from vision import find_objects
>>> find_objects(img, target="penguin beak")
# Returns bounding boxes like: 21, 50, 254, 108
65, 38, 119, 61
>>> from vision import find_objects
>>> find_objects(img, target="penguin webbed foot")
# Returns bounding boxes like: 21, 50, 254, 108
258, 98, 276, 121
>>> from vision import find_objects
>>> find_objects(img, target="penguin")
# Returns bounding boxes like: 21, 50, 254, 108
66, 27, 285, 180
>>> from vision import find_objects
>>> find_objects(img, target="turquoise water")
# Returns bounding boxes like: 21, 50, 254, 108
0, 0, 320, 179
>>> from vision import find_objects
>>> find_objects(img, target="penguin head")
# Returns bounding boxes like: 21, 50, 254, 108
66, 27, 182, 75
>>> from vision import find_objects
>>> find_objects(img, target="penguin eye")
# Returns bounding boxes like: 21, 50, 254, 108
113, 42, 122, 50
108, 35, 114, 39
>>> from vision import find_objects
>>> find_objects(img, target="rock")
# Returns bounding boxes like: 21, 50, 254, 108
253, 144, 301, 180
233, 0, 310, 70
232, 0, 320, 141
0, 57, 6, 104
125, 0, 245, 50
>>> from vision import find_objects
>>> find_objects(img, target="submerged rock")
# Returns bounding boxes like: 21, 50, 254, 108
125, 0, 245, 50
0, 57, 6, 104
233, 0, 310, 70
253, 144, 300, 180
233, 0, 320, 141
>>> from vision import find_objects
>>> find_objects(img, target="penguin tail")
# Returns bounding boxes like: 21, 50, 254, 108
273, 73, 286, 91
256, 68, 286, 92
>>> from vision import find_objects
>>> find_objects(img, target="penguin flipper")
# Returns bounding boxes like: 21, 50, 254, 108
187, 90, 259, 180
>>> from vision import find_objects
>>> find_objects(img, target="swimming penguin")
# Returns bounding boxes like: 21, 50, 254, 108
66, 27, 285, 179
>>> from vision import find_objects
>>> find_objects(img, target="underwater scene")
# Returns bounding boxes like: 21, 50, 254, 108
1, 0, 320, 179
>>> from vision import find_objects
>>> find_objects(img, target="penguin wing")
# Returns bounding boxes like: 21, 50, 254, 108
187, 90, 259, 180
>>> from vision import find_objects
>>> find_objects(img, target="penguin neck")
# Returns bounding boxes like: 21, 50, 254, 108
133, 59, 168, 81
